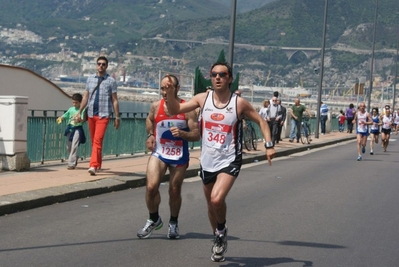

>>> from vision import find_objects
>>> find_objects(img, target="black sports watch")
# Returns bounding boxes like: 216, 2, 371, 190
264, 141, 274, 149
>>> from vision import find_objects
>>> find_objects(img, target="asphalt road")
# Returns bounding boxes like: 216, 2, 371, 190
1, 138, 398, 267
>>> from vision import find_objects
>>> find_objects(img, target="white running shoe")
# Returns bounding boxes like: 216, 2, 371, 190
137, 217, 163, 239
167, 222, 180, 239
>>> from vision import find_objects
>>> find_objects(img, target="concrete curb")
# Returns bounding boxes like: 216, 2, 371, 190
0, 136, 355, 216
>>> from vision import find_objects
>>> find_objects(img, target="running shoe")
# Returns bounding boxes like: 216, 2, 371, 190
211, 228, 228, 261
357, 155, 362, 161
167, 222, 180, 239
370, 151, 373, 155
137, 217, 163, 239
361, 146, 365, 154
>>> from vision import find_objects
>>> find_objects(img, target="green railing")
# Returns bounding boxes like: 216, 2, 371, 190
249, 116, 339, 141
27, 110, 201, 164
27, 111, 149, 163
27, 111, 339, 163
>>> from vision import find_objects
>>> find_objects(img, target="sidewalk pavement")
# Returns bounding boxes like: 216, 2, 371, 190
0, 132, 356, 216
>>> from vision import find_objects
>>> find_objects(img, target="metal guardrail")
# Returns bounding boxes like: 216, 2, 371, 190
26, 110, 338, 164
28, 111, 149, 163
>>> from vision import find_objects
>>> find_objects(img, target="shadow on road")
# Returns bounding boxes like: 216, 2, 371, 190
222, 256, 313, 266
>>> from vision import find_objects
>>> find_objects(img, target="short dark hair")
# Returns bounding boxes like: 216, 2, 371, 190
72, 93, 83, 102
210, 62, 233, 78
97, 56, 108, 65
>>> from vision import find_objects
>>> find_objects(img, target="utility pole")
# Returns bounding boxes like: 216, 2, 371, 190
393, 33, 399, 109
315, 0, 328, 139
228, 0, 237, 71
367, 0, 379, 111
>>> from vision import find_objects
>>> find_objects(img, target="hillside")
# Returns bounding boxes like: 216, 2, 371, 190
0, 0, 398, 90
152, 0, 398, 49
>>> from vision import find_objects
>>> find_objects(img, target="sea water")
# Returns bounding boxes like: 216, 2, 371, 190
119, 101, 151, 114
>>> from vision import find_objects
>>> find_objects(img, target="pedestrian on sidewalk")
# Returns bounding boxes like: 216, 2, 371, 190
137, 74, 200, 240
266, 96, 281, 144
276, 99, 286, 143
77, 56, 120, 176
320, 101, 329, 135
258, 99, 270, 122
57, 93, 86, 169
346, 103, 356, 133
353, 102, 371, 161
289, 98, 312, 143
369, 107, 381, 155
338, 110, 346, 132
164, 61, 275, 262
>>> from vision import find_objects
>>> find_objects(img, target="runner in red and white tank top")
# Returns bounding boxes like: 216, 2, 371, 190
153, 98, 189, 165
137, 75, 200, 240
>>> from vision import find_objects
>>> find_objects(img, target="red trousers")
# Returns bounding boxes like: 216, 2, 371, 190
88, 116, 109, 169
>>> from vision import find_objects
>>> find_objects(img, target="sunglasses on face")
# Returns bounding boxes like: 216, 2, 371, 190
97, 62, 107, 66
210, 71, 228, 78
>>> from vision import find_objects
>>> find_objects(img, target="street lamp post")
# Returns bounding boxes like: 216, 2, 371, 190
228, 0, 237, 70
393, 33, 399, 109
315, 0, 329, 139
367, 0, 379, 111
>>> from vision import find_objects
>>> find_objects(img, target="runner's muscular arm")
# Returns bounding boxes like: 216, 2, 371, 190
167, 93, 205, 115
170, 110, 200, 142
145, 101, 158, 151
240, 98, 275, 165
164, 76, 204, 115
352, 113, 358, 124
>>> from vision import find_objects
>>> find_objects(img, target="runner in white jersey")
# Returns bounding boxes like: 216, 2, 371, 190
137, 75, 200, 240
369, 107, 381, 155
352, 102, 372, 161
164, 62, 275, 262
380, 105, 397, 152
393, 108, 399, 132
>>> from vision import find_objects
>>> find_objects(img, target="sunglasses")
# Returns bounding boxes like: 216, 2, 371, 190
97, 62, 107, 66
210, 72, 228, 78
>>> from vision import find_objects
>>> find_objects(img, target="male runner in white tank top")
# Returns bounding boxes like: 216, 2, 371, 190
352, 102, 372, 161
164, 62, 275, 262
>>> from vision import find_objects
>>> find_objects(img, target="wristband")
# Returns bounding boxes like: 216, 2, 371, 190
147, 133, 154, 139
115, 117, 120, 120
264, 141, 274, 149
